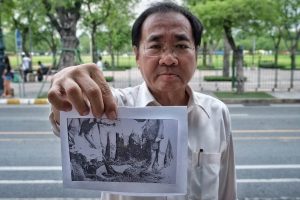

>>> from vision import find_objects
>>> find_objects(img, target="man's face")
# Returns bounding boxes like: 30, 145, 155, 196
134, 12, 197, 95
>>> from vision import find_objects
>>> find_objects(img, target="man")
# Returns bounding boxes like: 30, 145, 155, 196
48, 2, 237, 199
21, 53, 31, 82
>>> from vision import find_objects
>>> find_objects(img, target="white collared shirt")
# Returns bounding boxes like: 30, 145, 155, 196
50, 82, 237, 200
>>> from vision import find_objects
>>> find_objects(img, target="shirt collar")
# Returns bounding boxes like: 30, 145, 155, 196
186, 85, 211, 118
135, 82, 161, 107
135, 82, 210, 118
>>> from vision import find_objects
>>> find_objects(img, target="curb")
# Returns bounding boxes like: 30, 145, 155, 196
0, 98, 49, 105
0, 98, 299, 105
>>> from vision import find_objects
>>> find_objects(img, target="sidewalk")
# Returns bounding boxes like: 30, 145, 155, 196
0, 80, 299, 105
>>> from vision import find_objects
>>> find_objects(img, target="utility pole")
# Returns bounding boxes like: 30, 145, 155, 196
0, 0, 6, 93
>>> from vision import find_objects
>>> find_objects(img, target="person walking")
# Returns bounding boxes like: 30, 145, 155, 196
1, 55, 13, 97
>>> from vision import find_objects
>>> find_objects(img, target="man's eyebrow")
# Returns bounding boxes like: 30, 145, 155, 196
175, 34, 191, 42
146, 34, 162, 42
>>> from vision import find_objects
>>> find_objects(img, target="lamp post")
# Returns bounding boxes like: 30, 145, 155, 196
0, 0, 6, 93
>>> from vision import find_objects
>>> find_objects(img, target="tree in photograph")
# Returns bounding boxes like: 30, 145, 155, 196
42, 0, 82, 68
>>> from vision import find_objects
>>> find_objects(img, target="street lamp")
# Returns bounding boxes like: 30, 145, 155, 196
0, 0, 5, 92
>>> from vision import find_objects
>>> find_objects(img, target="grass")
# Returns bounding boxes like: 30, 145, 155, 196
7, 53, 299, 70
214, 91, 274, 99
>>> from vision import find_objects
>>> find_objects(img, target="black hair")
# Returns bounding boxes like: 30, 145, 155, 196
131, 2, 203, 49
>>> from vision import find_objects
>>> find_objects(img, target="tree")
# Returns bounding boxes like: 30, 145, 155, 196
192, 0, 277, 93
42, 0, 82, 68
81, 0, 113, 63
279, 0, 300, 90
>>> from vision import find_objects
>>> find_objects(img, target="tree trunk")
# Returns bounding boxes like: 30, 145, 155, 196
208, 40, 213, 66
42, 0, 81, 69
91, 25, 98, 63
202, 41, 207, 67
236, 46, 244, 94
58, 33, 79, 68
223, 33, 231, 77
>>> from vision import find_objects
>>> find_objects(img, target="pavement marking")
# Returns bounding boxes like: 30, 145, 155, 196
1, 179, 300, 184
0, 199, 100, 200
233, 129, 300, 133
0, 166, 61, 171
0, 138, 58, 142
0, 132, 52, 135
0, 180, 62, 184
236, 164, 300, 170
234, 136, 300, 140
230, 113, 249, 117
1, 165, 300, 171
237, 178, 300, 183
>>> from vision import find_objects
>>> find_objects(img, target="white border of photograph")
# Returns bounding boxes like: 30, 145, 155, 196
60, 106, 188, 196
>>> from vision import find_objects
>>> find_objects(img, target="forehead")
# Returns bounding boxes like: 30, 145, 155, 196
141, 12, 193, 42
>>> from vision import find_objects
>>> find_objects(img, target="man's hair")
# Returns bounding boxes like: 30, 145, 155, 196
131, 2, 203, 49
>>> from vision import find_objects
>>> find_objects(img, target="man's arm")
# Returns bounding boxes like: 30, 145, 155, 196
48, 63, 117, 124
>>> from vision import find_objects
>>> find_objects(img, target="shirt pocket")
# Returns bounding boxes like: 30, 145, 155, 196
189, 151, 221, 200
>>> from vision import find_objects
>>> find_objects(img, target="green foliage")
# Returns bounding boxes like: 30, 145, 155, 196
204, 76, 247, 82
214, 91, 274, 99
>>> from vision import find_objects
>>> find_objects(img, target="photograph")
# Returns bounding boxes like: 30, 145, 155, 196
67, 117, 177, 184
60, 107, 188, 195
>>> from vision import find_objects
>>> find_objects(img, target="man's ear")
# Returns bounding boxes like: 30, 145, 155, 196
133, 46, 140, 62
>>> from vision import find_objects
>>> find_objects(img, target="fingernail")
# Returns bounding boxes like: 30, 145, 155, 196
107, 111, 117, 120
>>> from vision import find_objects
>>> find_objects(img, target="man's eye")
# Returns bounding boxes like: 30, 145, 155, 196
148, 44, 162, 49
176, 44, 189, 49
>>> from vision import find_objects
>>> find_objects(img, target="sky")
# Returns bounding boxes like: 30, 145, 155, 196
134, 0, 183, 17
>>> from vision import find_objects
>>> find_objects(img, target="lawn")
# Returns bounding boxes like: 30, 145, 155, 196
7, 53, 299, 70
214, 91, 275, 99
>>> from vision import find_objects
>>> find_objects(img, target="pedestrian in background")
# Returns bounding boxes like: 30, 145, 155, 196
21, 53, 31, 82
96, 55, 103, 71
1, 55, 13, 97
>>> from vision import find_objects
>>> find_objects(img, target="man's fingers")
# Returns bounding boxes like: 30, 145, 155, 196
90, 68, 117, 120
75, 74, 104, 118
48, 84, 72, 112
62, 79, 90, 116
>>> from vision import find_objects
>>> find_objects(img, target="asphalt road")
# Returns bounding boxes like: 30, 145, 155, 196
0, 104, 300, 199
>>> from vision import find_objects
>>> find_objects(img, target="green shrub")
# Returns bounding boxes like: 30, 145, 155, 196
105, 76, 114, 82
258, 62, 285, 69
204, 76, 247, 82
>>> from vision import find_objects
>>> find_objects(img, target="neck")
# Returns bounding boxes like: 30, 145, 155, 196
151, 88, 189, 106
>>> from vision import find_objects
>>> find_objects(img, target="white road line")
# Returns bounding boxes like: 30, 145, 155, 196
230, 114, 249, 117
0, 132, 52, 135
236, 164, 300, 169
237, 178, 300, 183
233, 129, 300, 133
0, 179, 299, 184
0, 166, 61, 171
1, 165, 300, 171
0, 199, 99, 200
234, 136, 300, 140
0, 180, 62, 184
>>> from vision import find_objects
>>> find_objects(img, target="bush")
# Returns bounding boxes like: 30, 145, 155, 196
105, 76, 114, 82
258, 62, 285, 69
104, 65, 132, 71
204, 76, 247, 82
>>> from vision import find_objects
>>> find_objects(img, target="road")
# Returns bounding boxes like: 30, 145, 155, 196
0, 104, 299, 199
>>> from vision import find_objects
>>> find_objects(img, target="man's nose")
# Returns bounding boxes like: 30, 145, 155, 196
158, 49, 179, 66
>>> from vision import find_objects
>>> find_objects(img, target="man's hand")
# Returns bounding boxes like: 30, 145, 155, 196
48, 63, 117, 123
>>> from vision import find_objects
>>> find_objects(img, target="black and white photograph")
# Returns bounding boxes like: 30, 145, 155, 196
60, 107, 188, 195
